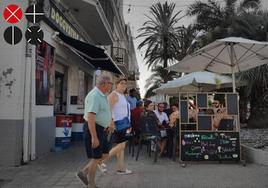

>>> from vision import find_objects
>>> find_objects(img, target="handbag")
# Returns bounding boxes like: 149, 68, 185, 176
114, 100, 131, 132
114, 116, 130, 132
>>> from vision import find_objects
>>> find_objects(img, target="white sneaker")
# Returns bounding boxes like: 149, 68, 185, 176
117, 168, 132, 175
98, 163, 107, 173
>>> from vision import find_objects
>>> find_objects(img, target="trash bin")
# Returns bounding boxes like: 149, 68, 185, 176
55, 115, 72, 149
71, 114, 84, 141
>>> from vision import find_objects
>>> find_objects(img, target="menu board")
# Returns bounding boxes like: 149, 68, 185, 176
181, 132, 240, 161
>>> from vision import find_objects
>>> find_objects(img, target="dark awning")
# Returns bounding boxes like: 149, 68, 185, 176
58, 33, 123, 75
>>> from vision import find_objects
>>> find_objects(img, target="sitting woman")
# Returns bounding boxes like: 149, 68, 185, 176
169, 104, 180, 128
211, 100, 233, 131
166, 104, 180, 158
139, 100, 160, 133
139, 100, 161, 153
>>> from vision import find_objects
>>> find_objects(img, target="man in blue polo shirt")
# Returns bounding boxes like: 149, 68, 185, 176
77, 75, 113, 188
127, 88, 138, 110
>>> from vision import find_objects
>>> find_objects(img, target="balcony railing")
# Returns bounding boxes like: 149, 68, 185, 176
111, 46, 129, 76
112, 46, 128, 66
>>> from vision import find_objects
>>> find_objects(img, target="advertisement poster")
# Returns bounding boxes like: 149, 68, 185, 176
36, 41, 55, 105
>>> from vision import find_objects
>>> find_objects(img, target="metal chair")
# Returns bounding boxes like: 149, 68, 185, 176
135, 116, 160, 162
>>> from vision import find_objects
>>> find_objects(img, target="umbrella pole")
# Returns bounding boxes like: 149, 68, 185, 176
232, 70, 236, 93
231, 44, 236, 93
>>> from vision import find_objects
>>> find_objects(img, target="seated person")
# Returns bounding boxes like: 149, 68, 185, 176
139, 100, 160, 135
189, 101, 198, 122
139, 100, 161, 153
169, 104, 180, 128
154, 103, 169, 156
211, 100, 233, 131
131, 100, 144, 137
167, 104, 180, 158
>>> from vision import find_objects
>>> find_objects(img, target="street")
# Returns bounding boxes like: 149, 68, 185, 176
1, 143, 268, 188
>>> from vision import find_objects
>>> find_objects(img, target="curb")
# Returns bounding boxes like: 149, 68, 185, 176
241, 144, 268, 166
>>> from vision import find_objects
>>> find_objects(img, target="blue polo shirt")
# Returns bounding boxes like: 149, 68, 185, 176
84, 87, 111, 128
127, 96, 137, 110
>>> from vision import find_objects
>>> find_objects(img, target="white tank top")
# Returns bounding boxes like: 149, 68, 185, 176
112, 91, 130, 121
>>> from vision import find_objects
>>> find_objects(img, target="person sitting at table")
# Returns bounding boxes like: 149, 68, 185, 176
166, 104, 180, 158
140, 100, 161, 152
189, 101, 198, 122
154, 102, 169, 157
131, 100, 144, 143
140, 100, 160, 124
169, 104, 179, 128
211, 100, 233, 131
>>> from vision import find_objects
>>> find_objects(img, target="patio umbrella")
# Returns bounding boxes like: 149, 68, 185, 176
154, 71, 241, 95
167, 37, 268, 92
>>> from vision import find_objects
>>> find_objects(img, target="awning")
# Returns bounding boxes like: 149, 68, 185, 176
58, 33, 123, 75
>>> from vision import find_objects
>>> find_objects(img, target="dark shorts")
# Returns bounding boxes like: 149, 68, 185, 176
83, 122, 109, 159
114, 130, 127, 144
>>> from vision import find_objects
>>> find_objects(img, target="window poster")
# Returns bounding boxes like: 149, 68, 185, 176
36, 41, 55, 105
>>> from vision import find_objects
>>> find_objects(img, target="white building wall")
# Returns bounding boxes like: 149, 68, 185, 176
0, 0, 28, 120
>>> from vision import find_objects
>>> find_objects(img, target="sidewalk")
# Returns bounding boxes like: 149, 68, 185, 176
1, 143, 268, 188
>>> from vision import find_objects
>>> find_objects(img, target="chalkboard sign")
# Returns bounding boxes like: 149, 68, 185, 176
197, 94, 207, 108
227, 94, 238, 115
181, 132, 240, 161
198, 116, 212, 130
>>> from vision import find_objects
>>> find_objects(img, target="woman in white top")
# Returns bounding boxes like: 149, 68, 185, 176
107, 77, 132, 174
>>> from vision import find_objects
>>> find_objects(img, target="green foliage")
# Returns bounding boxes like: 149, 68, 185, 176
187, 0, 268, 127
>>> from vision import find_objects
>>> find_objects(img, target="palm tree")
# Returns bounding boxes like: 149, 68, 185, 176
137, 2, 183, 74
236, 10, 268, 127
174, 25, 199, 61
144, 66, 180, 98
187, 0, 261, 44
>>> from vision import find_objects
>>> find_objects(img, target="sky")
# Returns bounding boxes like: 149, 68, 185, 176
123, 0, 268, 97
123, 0, 199, 97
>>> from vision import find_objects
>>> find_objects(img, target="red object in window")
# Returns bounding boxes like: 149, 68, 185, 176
3, 4, 23, 24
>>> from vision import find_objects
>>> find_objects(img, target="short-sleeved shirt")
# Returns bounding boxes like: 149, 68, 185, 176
84, 87, 111, 128
127, 96, 137, 110
154, 110, 169, 125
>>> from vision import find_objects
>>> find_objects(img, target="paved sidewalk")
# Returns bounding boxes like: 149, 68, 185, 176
0, 143, 268, 188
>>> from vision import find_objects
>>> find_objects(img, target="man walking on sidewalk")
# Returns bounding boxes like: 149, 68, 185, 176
77, 75, 113, 188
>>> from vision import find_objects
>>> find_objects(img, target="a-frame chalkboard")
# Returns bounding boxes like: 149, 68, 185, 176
181, 132, 240, 161
179, 92, 242, 164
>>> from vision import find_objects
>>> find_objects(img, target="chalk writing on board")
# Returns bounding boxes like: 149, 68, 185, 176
181, 132, 240, 161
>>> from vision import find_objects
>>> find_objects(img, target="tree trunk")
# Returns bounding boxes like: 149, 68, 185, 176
163, 37, 168, 83
163, 58, 168, 83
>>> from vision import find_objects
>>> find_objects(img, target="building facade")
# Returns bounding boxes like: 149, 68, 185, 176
0, 0, 139, 166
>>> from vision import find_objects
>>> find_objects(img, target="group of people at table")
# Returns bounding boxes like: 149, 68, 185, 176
131, 98, 234, 157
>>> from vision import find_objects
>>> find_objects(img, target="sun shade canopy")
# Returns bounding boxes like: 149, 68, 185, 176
58, 33, 123, 75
